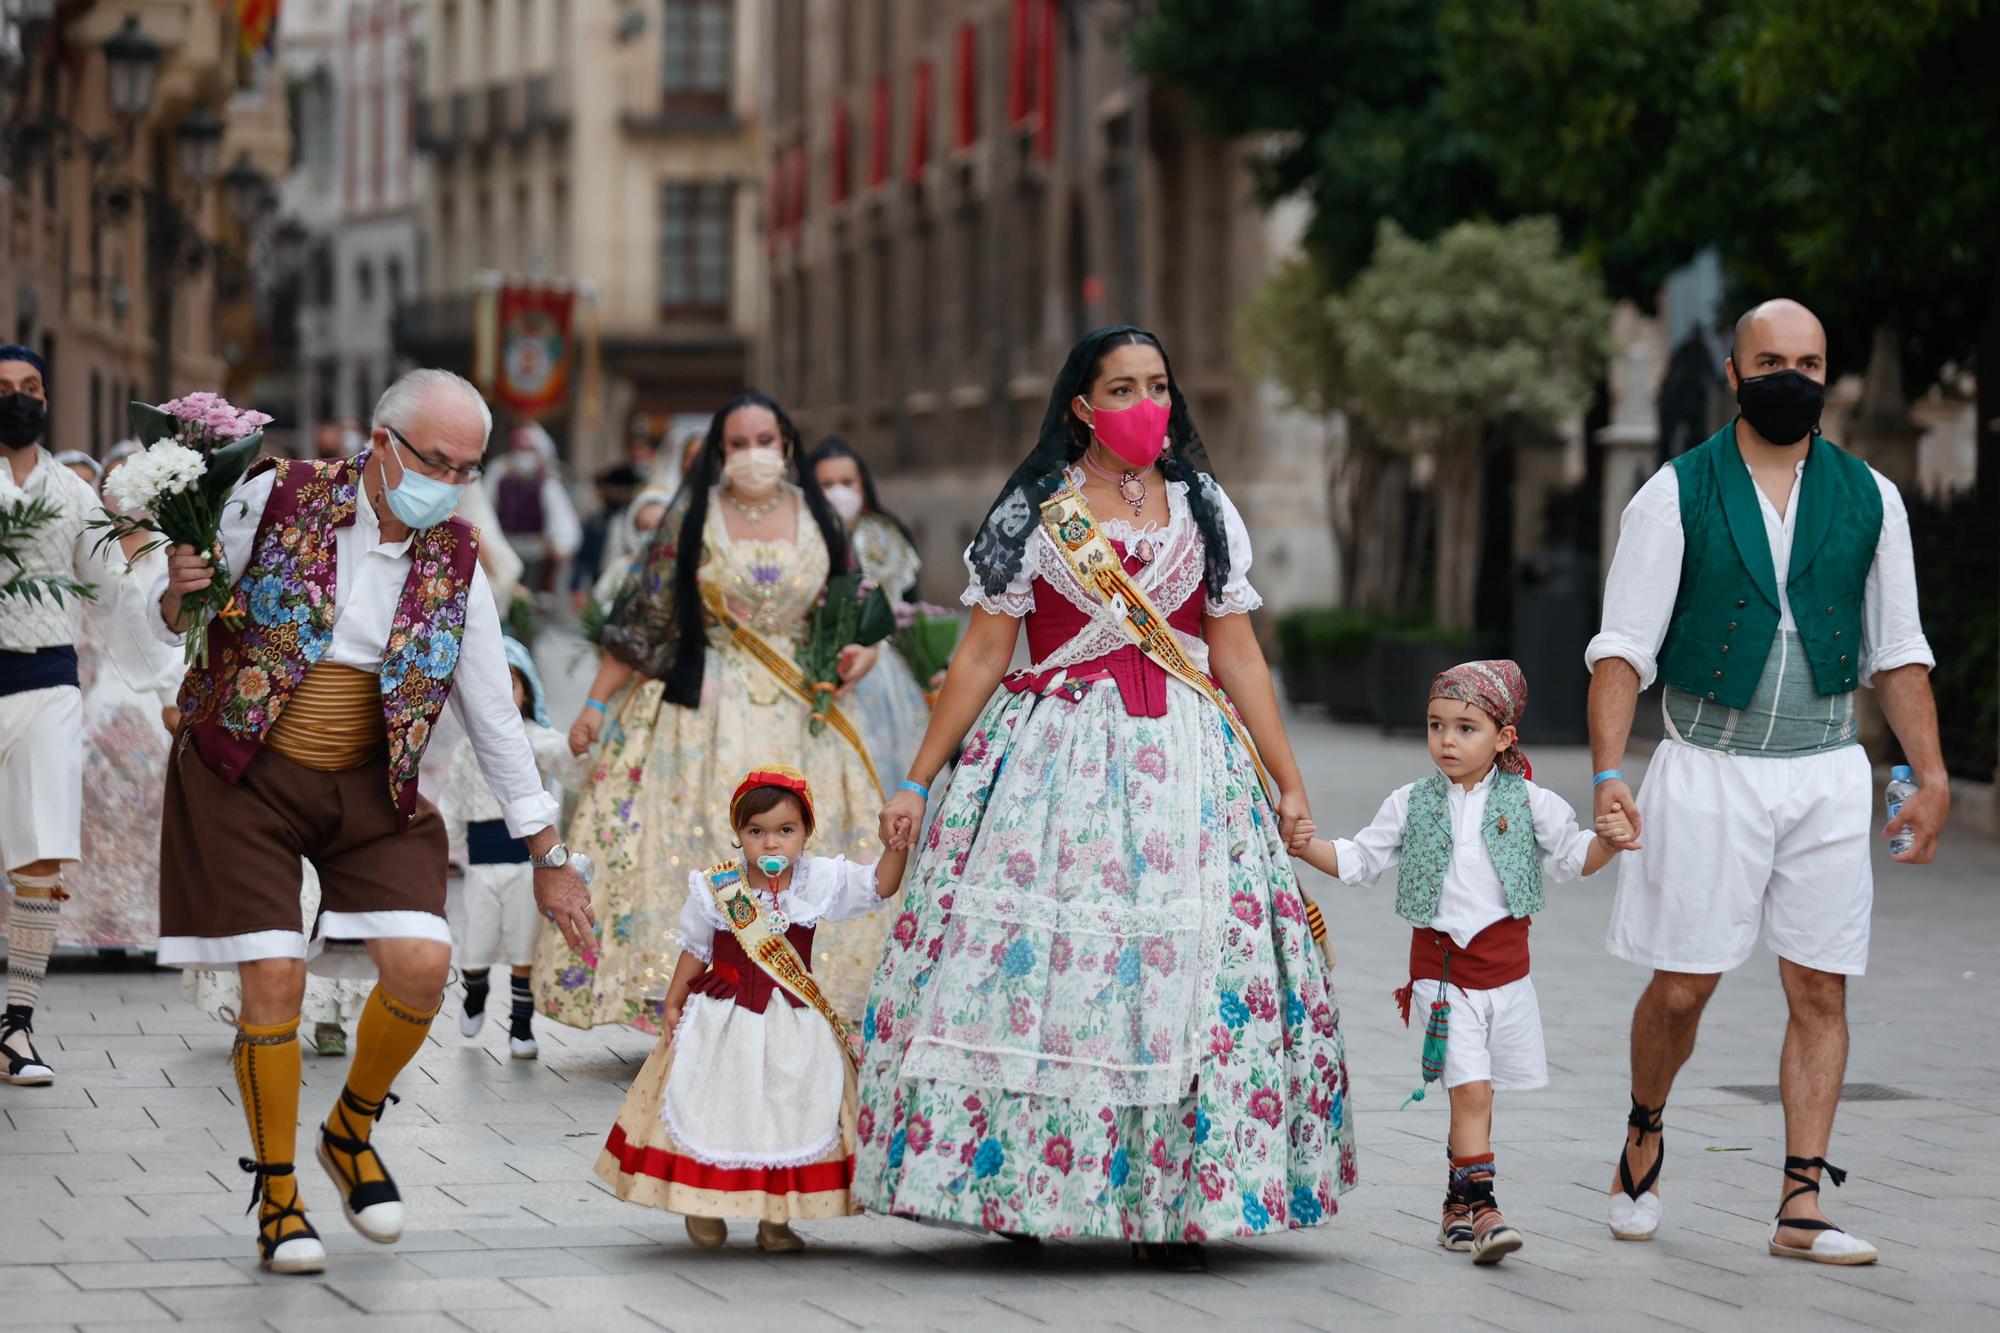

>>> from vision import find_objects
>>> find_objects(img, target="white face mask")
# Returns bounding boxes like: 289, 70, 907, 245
823, 483, 864, 525
723, 447, 786, 500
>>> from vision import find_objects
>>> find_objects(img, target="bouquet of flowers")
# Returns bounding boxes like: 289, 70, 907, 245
892, 601, 961, 707
96, 393, 270, 666
0, 472, 96, 607
799, 572, 895, 734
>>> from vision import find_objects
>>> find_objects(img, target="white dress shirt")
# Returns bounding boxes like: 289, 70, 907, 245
1586, 458, 1934, 690
673, 856, 885, 963
148, 466, 559, 838
1, 448, 134, 652
1331, 769, 1597, 948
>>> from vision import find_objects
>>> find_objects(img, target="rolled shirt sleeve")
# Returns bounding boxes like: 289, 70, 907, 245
1858, 472, 1935, 685
1585, 466, 1683, 690
1331, 787, 1411, 887
147, 468, 275, 646
449, 562, 561, 838
1526, 781, 1596, 883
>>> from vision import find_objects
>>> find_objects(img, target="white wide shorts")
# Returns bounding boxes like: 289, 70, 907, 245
1606, 739, 1873, 976
1408, 975, 1548, 1091
0, 685, 84, 871
445, 862, 540, 970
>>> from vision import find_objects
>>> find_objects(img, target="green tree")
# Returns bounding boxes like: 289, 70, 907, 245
1331, 218, 1611, 628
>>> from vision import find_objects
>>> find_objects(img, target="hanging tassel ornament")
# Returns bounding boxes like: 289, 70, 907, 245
1395, 952, 1453, 1110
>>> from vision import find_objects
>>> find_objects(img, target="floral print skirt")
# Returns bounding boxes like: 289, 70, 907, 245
852, 677, 1357, 1243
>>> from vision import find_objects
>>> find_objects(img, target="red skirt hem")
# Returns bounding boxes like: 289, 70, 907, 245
601, 1122, 856, 1193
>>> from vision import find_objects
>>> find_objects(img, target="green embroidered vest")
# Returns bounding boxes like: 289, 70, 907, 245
1393, 771, 1544, 927
1656, 422, 1881, 710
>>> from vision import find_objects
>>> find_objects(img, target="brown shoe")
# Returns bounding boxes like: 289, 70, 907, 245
684, 1215, 727, 1248
756, 1220, 806, 1253
1438, 1190, 1474, 1252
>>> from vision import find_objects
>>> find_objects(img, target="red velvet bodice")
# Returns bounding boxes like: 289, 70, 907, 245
1006, 538, 1206, 717
685, 923, 817, 1014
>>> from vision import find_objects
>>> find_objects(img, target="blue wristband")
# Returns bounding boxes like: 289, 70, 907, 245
584, 698, 609, 715
1592, 769, 1624, 787
898, 779, 931, 801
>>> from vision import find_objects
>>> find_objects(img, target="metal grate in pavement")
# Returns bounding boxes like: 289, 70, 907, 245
1713, 1082, 1923, 1104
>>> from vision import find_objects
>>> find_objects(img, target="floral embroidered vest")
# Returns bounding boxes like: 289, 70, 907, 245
179, 451, 480, 824
1392, 771, 1543, 927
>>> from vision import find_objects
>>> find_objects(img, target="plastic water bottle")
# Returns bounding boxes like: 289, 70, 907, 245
1884, 765, 1918, 859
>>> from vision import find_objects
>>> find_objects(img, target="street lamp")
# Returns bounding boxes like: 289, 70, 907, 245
102, 15, 162, 120
221, 151, 269, 225
176, 105, 224, 187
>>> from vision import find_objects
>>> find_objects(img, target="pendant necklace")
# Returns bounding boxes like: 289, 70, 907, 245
1080, 448, 1155, 562
725, 486, 780, 524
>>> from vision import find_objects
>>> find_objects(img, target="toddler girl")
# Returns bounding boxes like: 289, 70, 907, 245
593, 764, 907, 1252
1291, 660, 1632, 1263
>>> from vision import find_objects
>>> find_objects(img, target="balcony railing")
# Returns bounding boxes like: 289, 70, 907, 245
487, 84, 515, 141
524, 71, 572, 133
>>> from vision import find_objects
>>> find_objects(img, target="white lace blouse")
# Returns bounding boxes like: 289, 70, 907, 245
673, 855, 886, 963
959, 469, 1261, 621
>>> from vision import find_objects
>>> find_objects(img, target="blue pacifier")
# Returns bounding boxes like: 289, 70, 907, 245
756, 854, 791, 878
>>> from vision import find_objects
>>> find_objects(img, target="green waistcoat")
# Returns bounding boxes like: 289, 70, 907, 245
1656, 422, 1881, 710
1393, 771, 1544, 927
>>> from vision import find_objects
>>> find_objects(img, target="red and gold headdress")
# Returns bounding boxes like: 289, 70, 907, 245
730, 764, 816, 833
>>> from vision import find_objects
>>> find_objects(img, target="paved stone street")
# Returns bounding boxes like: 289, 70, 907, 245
4, 709, 1995, 1332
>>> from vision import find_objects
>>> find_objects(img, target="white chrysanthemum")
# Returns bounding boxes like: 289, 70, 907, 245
151, 442, 207, 495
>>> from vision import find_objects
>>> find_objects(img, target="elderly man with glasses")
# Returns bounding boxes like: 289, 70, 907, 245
149, 368, 594, 1276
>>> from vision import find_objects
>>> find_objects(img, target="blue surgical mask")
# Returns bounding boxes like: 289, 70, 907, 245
383, 430, 462, 529
756, 854, 790, 878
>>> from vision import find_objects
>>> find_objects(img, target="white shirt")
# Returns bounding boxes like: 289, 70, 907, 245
674, 856, 885, 963
437, 719, 586, 851
1330, 769, 1597, 949
148, 467, 560, 838
1586, 457, 1934, 690
1, 448, 134, 652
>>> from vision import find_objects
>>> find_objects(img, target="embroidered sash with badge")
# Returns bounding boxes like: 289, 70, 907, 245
703, 860, 860, 1068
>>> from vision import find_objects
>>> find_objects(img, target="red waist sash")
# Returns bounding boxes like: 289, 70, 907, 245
1408, 916, 1531, 990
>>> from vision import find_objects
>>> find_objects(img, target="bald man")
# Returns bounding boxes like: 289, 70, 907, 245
1585, 299, 1948, 1264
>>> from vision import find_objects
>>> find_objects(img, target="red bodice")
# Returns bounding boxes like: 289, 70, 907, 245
1005, 538, 1206, 717
685, 923, 817, 1014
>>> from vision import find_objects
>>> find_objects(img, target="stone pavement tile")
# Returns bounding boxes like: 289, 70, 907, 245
0, 1231, 148, 1267
449, 1306, 673, 1333
143, 1280, 367, 1321
59, 1168, 228, 1198
76, 1323, 270, 1333
404, 1245, 609, 1279
0, 1290, 168, 1326
58, 1256, 253, 1289
263, 1317, 472, 1333
326, 1274, 545, 1313
0, 1266, 78, 1292
221, 1251, 442, 1287
460, 1224, 654, 1249
2, 1106, 156, 1134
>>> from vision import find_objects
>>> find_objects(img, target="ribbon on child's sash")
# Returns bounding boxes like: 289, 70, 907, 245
703, 860, 859, 1070
1037, 475, 1335, 968
698, 581, 884, 798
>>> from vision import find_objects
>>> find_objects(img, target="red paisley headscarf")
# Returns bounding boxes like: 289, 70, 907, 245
1430, 659, 1531, 780
730, 764, 817, 833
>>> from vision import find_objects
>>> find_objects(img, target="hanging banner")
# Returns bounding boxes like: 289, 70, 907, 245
494, 282, 576, 419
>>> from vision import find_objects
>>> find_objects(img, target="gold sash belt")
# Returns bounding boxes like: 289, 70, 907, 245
265, 662, 386, 771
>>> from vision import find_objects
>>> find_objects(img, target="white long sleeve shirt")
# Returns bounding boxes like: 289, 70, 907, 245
148, 467, 560, 838
1331, 769, 1597, 949
1, 448, 134, 652
673, 856, 886, 964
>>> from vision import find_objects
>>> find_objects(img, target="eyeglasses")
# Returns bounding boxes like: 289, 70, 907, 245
386, 426, 482, 484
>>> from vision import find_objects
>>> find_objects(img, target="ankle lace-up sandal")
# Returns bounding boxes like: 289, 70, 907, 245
239, 1159, 325, 1274
1609, 1096, 1666, 1240
316, 1088, 405, 1243
1768, 1156, 1878, 1265
0, 1011, 54, 1086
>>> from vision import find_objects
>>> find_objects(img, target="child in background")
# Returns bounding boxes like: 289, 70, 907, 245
593, 765, 908, 1253
439, 638, 582, 1059
1290, 660, 1633, 1264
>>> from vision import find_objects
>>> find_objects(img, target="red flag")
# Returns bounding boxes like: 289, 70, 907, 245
494, 283, 575, 419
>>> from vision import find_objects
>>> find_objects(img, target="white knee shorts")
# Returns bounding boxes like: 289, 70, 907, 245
1606, 739, 1873, 976
1407, 975, 1548, 1092
445, 862, 540, 969
0, 685, 83, 871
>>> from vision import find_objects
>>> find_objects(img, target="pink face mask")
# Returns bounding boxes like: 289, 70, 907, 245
1082, 395, 1171, 470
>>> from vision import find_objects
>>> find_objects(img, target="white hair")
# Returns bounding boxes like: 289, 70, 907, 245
371, 368, 493, 447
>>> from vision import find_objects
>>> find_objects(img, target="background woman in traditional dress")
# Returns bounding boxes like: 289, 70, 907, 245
853, 327, 1356, 1270
807, 437, 934, 787
534, 390, 888, 1030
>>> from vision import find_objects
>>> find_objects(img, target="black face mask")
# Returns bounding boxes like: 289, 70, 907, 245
0, 393, 47, 449
1735, 368, 1824, 447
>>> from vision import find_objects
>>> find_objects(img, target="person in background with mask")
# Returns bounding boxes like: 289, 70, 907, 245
486, 422, 581, 598
807, 435, 933, 786
1588, 299, 1947, 1264
0, 345, 135, 1088
535, 390, 887, 1033
148, 368, 594, 1276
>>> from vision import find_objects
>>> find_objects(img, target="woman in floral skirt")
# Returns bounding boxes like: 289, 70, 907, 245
534, 391, 888, 1030
858, 327, 1356, 1271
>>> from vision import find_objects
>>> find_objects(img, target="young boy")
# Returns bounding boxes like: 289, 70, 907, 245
1291, 659, 1633, 1263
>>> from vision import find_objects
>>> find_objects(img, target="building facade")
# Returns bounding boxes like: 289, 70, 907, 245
1, 2, 288, 459
403, 0, 766, 472
758, 0, 1335, 609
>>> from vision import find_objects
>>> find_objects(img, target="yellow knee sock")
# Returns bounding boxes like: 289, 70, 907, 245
324, 985, 438, 1187
232, 1016, 310, 1243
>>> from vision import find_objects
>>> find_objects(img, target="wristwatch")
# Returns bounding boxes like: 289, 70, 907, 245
530, 842, 571, 870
